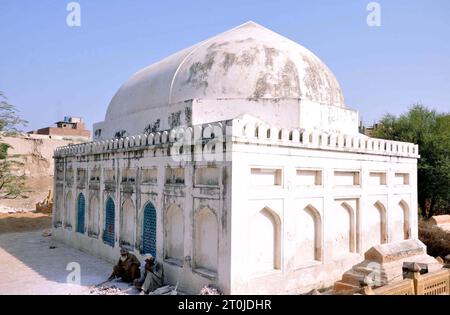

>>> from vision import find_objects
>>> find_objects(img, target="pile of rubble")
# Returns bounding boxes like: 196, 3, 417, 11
89, 285, 126, 295
199, 284, 222, 295
35, 190, 53, 214
148, 285, 178, 295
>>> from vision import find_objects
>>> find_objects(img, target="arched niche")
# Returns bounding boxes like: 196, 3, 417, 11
249, 207, 281, 273
88, 195, 100, 237
165, 204, 184, 262
194, 207, 218, 273
390, 199, 411, 242
54, 190, 63, 227
333, 202, 356, 258
64, 191, 73, 228
366, 201, 387, 249
295, 205, 322, 266
120, 198, 136, 247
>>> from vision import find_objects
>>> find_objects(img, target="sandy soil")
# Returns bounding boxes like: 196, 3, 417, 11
0, 212, 52, 234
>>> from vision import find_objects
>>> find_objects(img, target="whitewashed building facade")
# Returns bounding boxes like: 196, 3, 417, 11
52, 22, 420, 294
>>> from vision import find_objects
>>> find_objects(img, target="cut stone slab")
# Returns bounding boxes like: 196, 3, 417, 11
429, 215, 450, 232
334, 239, 442, 291
429, 215, 450, 226
364, 239, 430, 264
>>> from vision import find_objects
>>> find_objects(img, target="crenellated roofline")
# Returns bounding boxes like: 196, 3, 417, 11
55, 117, 419, 159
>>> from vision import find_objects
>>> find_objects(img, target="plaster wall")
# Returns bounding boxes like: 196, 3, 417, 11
229, 141, 418, 294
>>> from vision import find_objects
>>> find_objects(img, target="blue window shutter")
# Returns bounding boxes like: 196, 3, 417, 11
103, 197, 115, 247
142, 202, 157, 257
76, 193, 85, 234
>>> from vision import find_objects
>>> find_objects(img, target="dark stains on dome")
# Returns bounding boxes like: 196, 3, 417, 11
264, 46, 279, 68
281, 59, 300, 96
303, 55, 322, 101
185, 51, 218, 93
302, 55, 343, 105
251, 58, 300, 99
222, 52, 237, 73
221, 45, 260, 75
235, 37, 255, 44
207, 41, 230, 50
238, 46, 259, 66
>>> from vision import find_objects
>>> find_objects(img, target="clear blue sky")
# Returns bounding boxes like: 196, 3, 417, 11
1, 0, 449, 132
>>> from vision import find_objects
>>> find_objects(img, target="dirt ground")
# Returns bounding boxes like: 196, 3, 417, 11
0, 212, 52, 234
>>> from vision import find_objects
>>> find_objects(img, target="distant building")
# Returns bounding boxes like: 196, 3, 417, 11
359, 121, 381, 137
29, 116, 91, 140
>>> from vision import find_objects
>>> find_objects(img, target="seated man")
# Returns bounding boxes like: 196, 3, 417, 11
108, 247, 141, 283
134, 254, 163, 294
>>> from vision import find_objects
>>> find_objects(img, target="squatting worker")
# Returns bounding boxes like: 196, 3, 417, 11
108, 247, 141, 282
134, 253, 163, 294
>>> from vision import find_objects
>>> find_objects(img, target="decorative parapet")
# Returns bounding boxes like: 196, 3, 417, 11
230, 118, 419, 158
54, 120, 231, 158
54, 118, 419, 159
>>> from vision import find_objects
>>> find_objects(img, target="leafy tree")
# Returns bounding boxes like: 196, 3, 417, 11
0, 91, 27, 135
372, 105, 450, 219
0, 92, 28, 199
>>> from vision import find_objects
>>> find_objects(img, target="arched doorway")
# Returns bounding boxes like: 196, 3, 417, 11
76, 193, 85, 234
103, 197, 115, 247
142, 202, 157, 257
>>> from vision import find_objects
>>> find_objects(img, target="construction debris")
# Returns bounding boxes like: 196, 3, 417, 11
199, 284, 222, 295
307, 289, 321, 295
89, 285, 126, 295
149, 285, 178, 295
36, 190, 53, 214
41, 229, 52, 237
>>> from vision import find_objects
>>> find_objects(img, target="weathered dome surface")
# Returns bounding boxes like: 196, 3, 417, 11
105, 21, 345, 121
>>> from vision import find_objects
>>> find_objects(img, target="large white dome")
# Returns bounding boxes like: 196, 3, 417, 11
105, 21, 345, 121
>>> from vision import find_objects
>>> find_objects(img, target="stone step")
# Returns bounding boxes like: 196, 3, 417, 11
341, 271, 365, 286
333, 281, 360, 294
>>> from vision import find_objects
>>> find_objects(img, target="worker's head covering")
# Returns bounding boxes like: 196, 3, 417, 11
143, 254, 154, 262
